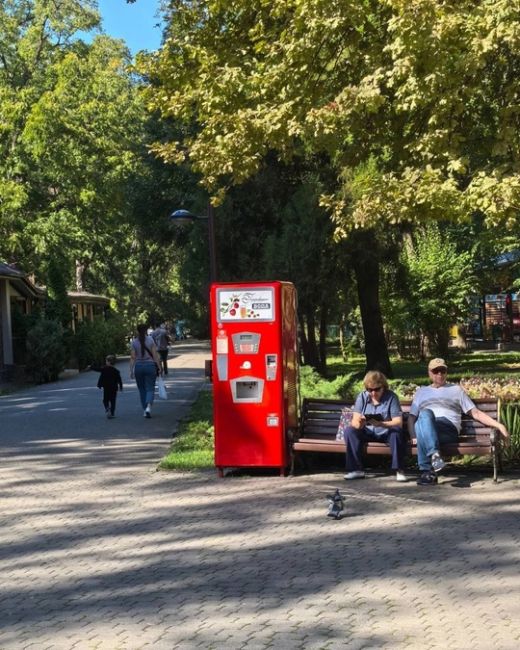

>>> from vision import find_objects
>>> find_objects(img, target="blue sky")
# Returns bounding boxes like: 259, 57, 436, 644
98, 0, 164, 56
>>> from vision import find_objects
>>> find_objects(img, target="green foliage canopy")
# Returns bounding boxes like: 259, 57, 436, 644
146, 0, 520, 233
0, 1, 146, 289
0, 0, 100, 256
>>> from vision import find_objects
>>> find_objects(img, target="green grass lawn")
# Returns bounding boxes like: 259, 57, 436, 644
158, 389, 214, 471
327, 349, 520, 384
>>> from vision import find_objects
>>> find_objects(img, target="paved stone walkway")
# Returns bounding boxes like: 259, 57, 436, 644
1, 343, 520, 649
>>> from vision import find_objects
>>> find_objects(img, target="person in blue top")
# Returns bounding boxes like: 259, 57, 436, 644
344, 370, 407, 482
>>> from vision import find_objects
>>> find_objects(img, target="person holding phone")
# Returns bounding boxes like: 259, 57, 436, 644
344, 370, 407, 482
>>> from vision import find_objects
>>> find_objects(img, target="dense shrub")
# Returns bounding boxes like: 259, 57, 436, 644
299, 365, 357, 400
72, 316, 127, 369
25, 318, 67, 383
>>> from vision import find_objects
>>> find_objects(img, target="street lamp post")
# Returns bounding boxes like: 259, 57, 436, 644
169, 202, 217, 283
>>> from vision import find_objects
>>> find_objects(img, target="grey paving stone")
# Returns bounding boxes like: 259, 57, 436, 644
1, 342, 520, 648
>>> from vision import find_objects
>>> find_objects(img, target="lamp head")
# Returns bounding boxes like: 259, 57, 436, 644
169, 209, 196, 224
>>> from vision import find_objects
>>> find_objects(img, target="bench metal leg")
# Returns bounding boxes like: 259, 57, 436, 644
492, 442, 499, 483
290, 451, 312, 475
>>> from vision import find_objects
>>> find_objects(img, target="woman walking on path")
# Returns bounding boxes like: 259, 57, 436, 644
130, 323, 163, 418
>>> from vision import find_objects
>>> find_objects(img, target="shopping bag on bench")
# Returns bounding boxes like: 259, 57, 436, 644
336, 407, 354, 440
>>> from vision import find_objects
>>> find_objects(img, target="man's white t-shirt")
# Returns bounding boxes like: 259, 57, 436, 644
410, 384, 476, 432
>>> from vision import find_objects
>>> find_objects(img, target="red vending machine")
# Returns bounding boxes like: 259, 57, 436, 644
210, 281, 299, 476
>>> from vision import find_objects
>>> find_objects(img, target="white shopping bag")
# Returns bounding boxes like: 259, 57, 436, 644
157, 376, 168, 400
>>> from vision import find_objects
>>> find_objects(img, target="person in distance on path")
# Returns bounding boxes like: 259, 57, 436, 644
152, 322, 171, 375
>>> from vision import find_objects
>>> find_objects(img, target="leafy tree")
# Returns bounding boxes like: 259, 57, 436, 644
146, 1, 520, 235
0, 0, 100, 262
114, 111, 206, 330
72, 314, 127, 370
261, 176, 347, 371
176, 160, 352, 368
45, 253, 73, 328
0, 1, 191, 329
398, 224, 475, 358
20, 35, 146, 287
143, 0, 520, 372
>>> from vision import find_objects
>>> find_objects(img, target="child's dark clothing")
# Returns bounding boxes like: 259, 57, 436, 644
97, 365, 123, 417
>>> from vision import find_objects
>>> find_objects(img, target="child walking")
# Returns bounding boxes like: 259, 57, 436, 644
97, 355, 123, 418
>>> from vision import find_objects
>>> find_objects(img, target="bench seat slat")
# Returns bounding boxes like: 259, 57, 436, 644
294, 439, 494, 451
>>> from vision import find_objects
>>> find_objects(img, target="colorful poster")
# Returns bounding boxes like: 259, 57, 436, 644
217, 287, 275, 322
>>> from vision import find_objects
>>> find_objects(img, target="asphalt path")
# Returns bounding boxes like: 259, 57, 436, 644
0, 340, 210, 468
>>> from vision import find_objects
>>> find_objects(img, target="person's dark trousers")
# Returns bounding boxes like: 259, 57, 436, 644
344, 425, 406, 471
158, 349, 168, 374
102, 388, 117, 416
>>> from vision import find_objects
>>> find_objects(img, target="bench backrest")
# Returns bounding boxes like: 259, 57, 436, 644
300, 397, 498, 441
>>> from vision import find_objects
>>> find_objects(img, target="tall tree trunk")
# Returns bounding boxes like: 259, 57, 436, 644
353, 252, 393, 377
299, 310, 320, 369
339, 313, 347, 360
298, 314, 309, 365
318, 305, 328, 374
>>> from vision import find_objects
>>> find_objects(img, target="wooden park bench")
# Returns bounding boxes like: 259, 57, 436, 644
291, 397, 503, 481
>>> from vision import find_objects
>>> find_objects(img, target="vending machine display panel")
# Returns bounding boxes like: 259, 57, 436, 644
217, 287, 275, 322
231, 332, 261, 354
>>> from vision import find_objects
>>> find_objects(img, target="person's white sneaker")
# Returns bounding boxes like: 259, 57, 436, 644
144, 404, 152, 418
396, 471, 408, 482
344, 471, 365, 480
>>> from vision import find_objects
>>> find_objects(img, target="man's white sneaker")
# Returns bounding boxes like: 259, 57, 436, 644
344, 471, 365, 480
396, 471, 408, 482
144, 405, 152, 419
